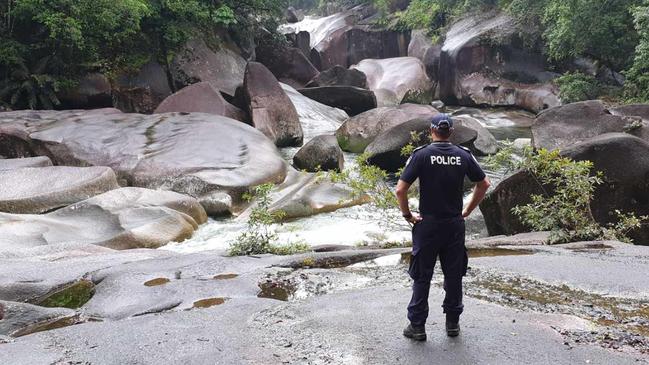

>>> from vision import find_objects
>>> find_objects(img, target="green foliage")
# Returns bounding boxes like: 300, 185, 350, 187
229, 183, 310, 256
486, 145, 648, 244
555, 72, 600, 104
625, 2, 649, 102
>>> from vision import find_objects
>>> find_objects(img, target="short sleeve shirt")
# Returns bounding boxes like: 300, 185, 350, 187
400, 142, 486, 220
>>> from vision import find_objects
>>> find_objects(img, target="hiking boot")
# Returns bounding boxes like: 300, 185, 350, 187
403, 323, 427, 341
446, 320, 460, 337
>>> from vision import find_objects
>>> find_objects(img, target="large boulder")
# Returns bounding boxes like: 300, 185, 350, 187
0, 166, 119, 214
113, 61, 173, 113
351, 57, 434, 107
243, 62, 304, 147
479, 170, 543, 236
438, 12, 560, 112
58, 73, 113, 110
0, 157, 52, 170
0, 187, 208, 251
408, 30, 442, 82
238, 167, 368, 220
531, 100, 632, 151
305, 65, 368, 88
256, 42, 319, 88
458, 73, 560, 113
365, 118, 478, 172
452, 115, 499, 156
611, 104, 649, 141
280, 10, 409, 70
281, 84, 348, 141
154, 82, 246, 122
297, 86, 377, 116
481, 133, 649, 244
335, 104, 437, 153
563, 133, 649, 243
293, 135, 344, 172
0, 109, 287, 215
170, 38, 247, 98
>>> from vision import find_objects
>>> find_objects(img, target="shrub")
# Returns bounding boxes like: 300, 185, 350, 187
485, 142, 648, 244
555, 72, 600, 104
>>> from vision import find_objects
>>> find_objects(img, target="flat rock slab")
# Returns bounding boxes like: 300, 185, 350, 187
0, 187, 207, 253
0, 166, 119, 214
0, 300, 77, 337
0, 157, 52, 170
0, 109, 287, 215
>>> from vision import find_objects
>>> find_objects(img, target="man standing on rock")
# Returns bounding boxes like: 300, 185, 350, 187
396, 113, 491, 341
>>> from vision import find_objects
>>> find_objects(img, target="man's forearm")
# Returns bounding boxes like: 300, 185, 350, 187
396, 180, 412, 217
463, 178, 491, 217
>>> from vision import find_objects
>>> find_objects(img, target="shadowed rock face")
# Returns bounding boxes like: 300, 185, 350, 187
438, 12, 559, 112
256, 43, 319, 89
293, 135, 344, 172
244, 62, 304, 147
531, 100, 632, 151
366, 118, 477, 172
154, 82, 246, 122
170, 38, 247, 98
351, 57, 434, 107
113, 61, 173, 114
0, 166, 119, 214
306, 65, 367, 88
0, 157, 52, 170
0, 187, 207, 251
0, 109, 287, 215
482, 133, 649, 243
58, 73, 113, 110
298, 86, 377, 116
335, 104, 438, 153
408, 30, 442, 82
0, 300, 77, 337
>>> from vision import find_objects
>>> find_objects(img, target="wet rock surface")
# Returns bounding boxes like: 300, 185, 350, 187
0, 240, 647, 364
335, 103, 438, 153
0, 166, 119, 214
351, 57, 434, 107
0, 109, 287, 215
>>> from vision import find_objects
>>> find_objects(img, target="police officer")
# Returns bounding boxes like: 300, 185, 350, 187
396, 113, 491, 341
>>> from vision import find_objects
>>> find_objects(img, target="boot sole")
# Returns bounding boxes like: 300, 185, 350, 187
447, 329, 460, 337
404, 333, 427, 341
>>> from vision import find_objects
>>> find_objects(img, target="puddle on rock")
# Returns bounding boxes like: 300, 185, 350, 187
13, 315, 80, 337
258, 280, 297, 301
144, 278, 171, 287
468, 248, 535, 258
192, 298, 227, 308
213, 273, 238, 280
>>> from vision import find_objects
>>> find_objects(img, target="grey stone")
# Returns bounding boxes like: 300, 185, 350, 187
298, 86, 377, 116
293, 135, 344, 172
154, 82, 246, 122
0, 166, 119, 214
0, 300, 77, 337
0, 157, 52, 170
335, 104, 437, 153
0, 109, 287, 215
0, 187, 208, 252
244, 62, 304, 147
306, 65, 368, 88
113, 61, 173, 113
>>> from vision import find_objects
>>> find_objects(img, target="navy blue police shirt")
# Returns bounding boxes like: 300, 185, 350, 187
400, 142, 486, 220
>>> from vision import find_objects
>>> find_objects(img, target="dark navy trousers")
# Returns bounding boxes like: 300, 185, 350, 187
407, 217, 467, 326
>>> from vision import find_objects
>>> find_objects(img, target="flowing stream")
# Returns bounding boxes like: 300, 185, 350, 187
163, 107, 533, 254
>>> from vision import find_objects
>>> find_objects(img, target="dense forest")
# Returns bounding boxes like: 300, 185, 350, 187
1, 0, 648, 109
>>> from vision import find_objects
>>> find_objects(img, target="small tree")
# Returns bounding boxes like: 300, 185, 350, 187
229, 183, 309, 256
